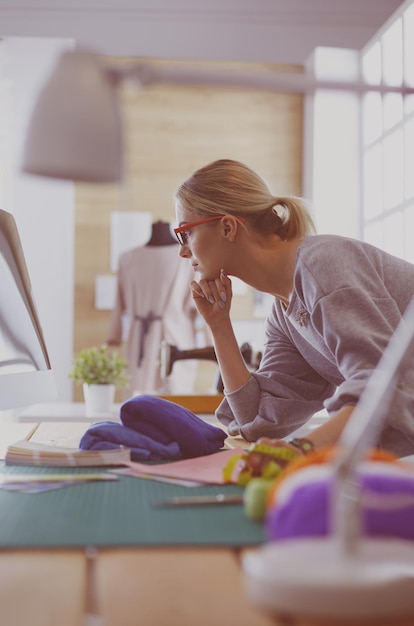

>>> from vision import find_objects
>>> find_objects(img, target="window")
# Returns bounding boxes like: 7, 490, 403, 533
361, 3, 414, 261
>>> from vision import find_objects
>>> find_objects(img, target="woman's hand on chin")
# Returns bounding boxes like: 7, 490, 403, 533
190, 269, 232, 325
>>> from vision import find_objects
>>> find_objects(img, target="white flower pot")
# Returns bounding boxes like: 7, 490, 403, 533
83, 383, 116, 417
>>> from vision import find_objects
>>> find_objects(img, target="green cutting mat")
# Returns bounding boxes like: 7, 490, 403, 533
0, 464, 265, 548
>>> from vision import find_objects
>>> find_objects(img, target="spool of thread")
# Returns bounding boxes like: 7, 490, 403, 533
243, 478, 274, 521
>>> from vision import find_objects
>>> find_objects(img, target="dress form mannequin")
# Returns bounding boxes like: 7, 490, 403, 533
107, 220, 198, 396
145, 221, 177, 246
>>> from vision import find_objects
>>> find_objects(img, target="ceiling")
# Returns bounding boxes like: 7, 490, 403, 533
0, 0, 406, 65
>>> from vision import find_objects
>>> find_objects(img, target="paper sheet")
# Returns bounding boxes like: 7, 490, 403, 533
114, 448, 243, 485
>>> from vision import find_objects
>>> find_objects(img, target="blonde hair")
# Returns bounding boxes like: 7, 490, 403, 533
175, 159, 316, 240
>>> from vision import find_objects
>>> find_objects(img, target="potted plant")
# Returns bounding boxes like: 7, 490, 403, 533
69, 344, 129, 416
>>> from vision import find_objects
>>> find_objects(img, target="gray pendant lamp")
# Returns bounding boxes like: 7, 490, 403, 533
21, 49, 123, 183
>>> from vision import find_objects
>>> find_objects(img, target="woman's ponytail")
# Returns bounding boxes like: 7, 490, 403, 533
272, 197, 316, 240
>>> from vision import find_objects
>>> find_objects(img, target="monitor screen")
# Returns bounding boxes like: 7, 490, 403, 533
0, 209, 56, 410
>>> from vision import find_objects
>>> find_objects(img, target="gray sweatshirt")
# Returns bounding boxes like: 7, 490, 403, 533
216, 234, 414, 456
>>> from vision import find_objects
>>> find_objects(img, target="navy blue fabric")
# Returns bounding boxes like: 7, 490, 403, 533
79, 421, 181, 461
79, 395, 227, 461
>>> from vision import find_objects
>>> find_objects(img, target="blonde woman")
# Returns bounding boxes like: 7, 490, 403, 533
174, 159, 414, 458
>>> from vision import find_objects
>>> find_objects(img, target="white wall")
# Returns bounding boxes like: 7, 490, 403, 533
0, 37, 75, 402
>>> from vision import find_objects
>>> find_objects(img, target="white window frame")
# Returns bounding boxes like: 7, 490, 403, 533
361, 0, 414, 263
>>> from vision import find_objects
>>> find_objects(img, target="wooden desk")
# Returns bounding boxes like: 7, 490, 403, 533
0, 421, 412, 626
0, 550, 85, 626
0, 548, 412, 626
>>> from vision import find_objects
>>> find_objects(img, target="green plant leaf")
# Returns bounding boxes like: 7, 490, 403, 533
68, 344, 129, 388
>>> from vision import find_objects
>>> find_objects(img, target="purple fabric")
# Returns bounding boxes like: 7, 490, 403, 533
79, 395, 226, 461
266, 472, 414, 542
79, 421, 181, 461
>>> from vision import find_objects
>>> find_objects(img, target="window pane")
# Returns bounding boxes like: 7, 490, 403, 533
405, 94, 414, 115
404, 4, 414, 114
404, 94, 414, 115
383, 211, 404, 258
382, 19, 403, 86
363, 144, 383, 219
404, 206, 414, 262
362, 42, 382, 84
405, 117, 414, 200
362, 92, 383, 144
383, 92, 403, 129
404, 5, 414, 84
363, 221, 383, 249
361, 11, 411, 264
383, 129, 403, 209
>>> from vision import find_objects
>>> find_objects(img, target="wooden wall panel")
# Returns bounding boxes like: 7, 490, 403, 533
74, 58, 303, 399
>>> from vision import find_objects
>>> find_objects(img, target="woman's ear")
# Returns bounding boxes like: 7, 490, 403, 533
221, 216, 239, 242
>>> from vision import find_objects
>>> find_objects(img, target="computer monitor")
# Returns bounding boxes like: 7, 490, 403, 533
0, 209, 56, 411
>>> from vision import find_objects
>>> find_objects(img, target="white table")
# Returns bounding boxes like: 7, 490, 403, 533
17, 402, 122, 422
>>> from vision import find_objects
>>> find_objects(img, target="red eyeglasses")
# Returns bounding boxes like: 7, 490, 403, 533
173, 215, 225, 245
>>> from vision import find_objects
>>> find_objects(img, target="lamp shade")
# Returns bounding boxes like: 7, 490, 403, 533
21, 49, 123, 183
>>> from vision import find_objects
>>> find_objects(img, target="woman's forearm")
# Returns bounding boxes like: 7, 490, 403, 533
246, 405, 358, 476
307, 404, 356, 448
189, 271, 253, 392
210, 320, 252, 393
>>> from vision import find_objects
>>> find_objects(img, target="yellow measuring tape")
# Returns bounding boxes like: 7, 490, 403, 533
222, 442, 298, 486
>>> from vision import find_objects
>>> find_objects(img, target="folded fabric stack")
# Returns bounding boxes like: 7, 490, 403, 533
79, 395, 227, 461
